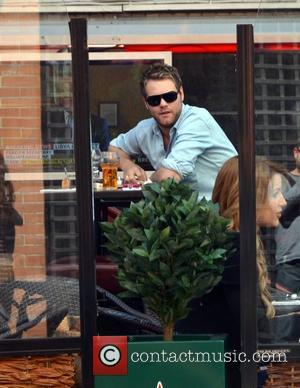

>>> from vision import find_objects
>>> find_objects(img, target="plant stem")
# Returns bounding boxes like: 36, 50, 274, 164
163, 323, 174, 341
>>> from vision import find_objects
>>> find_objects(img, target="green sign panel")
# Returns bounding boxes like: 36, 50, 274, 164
94, 335, 226, 388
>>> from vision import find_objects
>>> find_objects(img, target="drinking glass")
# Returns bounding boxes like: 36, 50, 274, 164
99, 151, 119, 190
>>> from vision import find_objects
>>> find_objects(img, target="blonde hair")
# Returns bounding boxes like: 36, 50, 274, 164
212, 156, 283, 319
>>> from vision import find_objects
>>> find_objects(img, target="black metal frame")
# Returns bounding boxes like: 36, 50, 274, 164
69, 18, 97, 388
0, 337, 81, 356
237, 25, 300, 388
237, 24, 257, 388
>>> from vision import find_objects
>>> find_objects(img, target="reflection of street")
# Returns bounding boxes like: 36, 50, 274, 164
275, 144, 300, 295
3, 143, 74, 168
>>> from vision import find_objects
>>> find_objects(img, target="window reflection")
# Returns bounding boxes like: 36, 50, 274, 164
255, 50, 300, 347
0, 50, 80, 339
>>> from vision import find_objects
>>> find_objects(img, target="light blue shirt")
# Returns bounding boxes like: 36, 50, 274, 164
110, 104, 237, 199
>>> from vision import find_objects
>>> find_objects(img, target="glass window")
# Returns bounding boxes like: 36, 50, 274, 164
254, 10, 300, 386
0, 7, 80, 341
88, 52, 171, 169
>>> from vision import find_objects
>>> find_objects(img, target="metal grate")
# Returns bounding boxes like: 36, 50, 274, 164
255, 52, 300, 168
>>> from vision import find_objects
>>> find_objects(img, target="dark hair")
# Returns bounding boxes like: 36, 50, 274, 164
140, 63, 183, 97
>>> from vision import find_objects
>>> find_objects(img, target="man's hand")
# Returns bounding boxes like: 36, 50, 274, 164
108, 145, 147, 183
123, 165, 148, 183
151, 167, 182, 182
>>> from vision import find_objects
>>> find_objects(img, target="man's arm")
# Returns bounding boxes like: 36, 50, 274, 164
108, 145, 147, 182
150, 167, 181, 182
280, 179, 300, 228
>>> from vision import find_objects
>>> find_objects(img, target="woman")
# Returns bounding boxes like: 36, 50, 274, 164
176, 157, 287, 338
212, 155, 286, 321
209, 156, 286, 387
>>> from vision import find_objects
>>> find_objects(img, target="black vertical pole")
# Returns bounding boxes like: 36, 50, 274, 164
69, 18, 97, 388
237, 24, 257, 388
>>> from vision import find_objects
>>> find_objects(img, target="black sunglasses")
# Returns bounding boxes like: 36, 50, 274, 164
146, 91, 178, 107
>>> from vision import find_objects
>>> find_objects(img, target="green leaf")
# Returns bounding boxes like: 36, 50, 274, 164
132, 248, 149, 257
160, 226, 170, 241
127, 228, 146, 241
159, 261, 171, 276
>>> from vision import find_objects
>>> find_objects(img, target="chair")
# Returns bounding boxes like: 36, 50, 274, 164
97, 286, 162, 335
0, 277, 80, 339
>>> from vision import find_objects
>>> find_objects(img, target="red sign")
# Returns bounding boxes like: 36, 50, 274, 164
93, 336, 128, 375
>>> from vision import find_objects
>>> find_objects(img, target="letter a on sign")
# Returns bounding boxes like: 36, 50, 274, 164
156, 382, 163, 388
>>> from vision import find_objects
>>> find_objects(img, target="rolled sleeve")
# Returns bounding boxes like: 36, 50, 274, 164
161, 157, 193, 177
110, 126, 141, 156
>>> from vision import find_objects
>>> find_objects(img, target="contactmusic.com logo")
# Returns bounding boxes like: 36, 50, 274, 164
93, 336, 164, 388
93, 336, 128, 375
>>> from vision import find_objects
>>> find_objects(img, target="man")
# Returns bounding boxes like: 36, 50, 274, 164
109, 64, 237, 199
290, 143, 300, 182
275, 142, 300, 293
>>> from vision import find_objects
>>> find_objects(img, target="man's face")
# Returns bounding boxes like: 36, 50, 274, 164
293, 146, 300, 169
143, 79, 184, 131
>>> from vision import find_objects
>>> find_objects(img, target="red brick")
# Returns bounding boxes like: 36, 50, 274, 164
24, 255, 46, 267
18, 245, 45, 255
1, 97, 41, 107
14, 267, 46, 279
16, 204, 44, 213
20, 88, 41, 97
13, 254, 26, 267
16, 64, 41, 75
2, 117, 41, 128
24, 235, 45, 245
14, 14, 41, 22
0, 107, 20, 117
18, 192, 44, 203
23, 212, 44, 224
2, 138, 42, 147
21, 130, 43, 140
2, 76, 40, 88
20, 107, 41, 117
14, 234, 25, 246
14, 181, 44, 192
0, 88, 20, 97
0, 128, 22, 137
0, 63, 39, 76
0, 63, 17, 74
18, 224, 44, 235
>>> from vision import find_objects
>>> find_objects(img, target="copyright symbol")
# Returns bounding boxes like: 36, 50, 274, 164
99, 344, 121, 366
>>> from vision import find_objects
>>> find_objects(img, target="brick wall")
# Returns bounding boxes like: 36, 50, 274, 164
0, 11, 49, 338
0, 59, 46, 280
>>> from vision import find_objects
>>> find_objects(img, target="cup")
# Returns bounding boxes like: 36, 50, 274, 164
99, 151, 119, 190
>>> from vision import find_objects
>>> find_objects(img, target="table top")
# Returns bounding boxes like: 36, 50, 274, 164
94, 188, 144, 201
41, 187, 144, 201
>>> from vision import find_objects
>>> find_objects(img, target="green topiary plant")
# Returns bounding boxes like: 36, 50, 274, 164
101, 179, 233, 341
